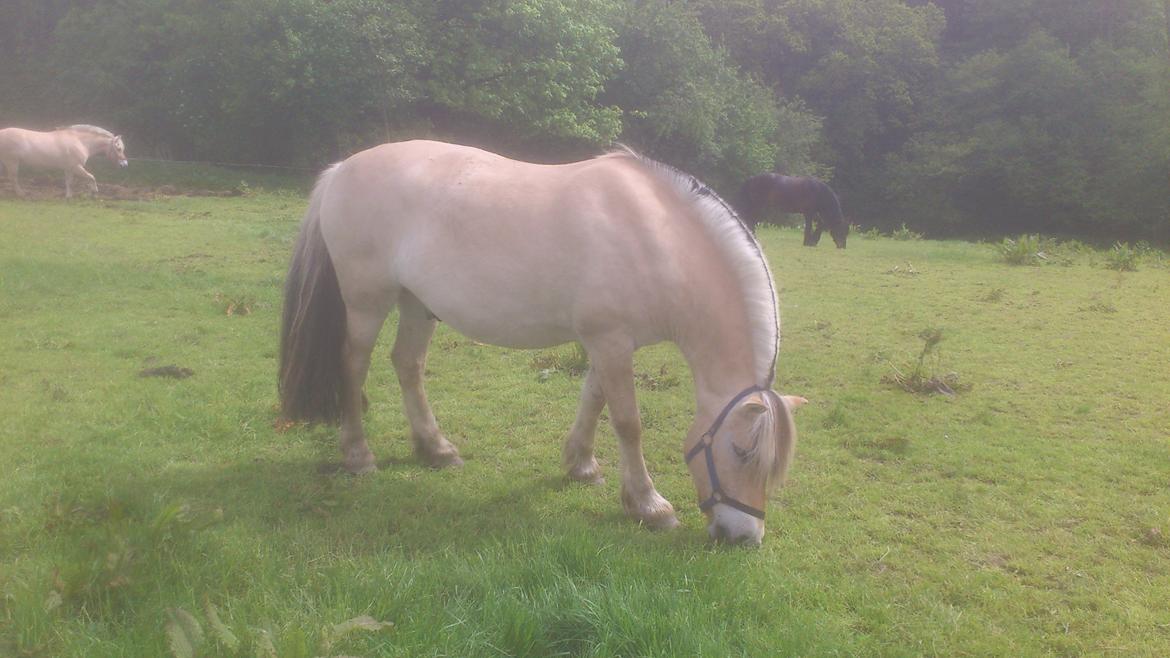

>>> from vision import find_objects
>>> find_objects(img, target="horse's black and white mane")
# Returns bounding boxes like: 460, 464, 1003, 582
60, 124, 116, 139
608, 146, 781, 388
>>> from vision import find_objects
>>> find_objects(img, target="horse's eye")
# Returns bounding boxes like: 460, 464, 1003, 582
732, 442, 752, 462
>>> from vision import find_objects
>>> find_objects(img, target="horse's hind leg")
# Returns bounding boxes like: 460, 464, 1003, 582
392, 291, 462, 468
339, 306, 388, 470
0, 160, 21, 196
582, 332, 678, 530
338, 301, 393, 474
563, 366, 605, 485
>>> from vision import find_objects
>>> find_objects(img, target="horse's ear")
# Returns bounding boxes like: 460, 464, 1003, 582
781, 395, 808, 410
742, 392, 768, 415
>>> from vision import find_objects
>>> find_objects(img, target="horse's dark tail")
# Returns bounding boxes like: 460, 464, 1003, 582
279, 164, 346, 424
822, 183, 845, 228
819, 181, 849, 247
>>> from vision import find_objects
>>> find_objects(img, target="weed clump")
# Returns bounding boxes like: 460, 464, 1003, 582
1104, 242, 1139, 271
979, 287, 1007, 303
891, 223, 923, 241
634, 365, 680, 391
531, 343, 589, 379
882, 327, 970, 396
998, 234, 1049, 265
165, 602, 390, 658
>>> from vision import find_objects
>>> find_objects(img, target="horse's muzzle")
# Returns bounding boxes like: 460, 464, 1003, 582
708, 505, 764, 547
118, 159, 129, 168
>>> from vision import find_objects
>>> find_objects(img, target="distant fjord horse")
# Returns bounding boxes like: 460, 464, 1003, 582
0, 125, 128, 198
739, 173, 848, 248
280, 140, 807, 545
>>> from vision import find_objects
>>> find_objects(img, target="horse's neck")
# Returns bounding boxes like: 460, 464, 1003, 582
66, 130, 106, 155
673, 280, 760, 416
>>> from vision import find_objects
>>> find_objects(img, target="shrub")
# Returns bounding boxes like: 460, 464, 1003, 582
998, 234, 1048, 265
890, 223, 923, 241
1104, 242, 1139, 271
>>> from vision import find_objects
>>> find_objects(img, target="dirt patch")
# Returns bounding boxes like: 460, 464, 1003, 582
0, 178, 243, 202
139, 365, 195, 379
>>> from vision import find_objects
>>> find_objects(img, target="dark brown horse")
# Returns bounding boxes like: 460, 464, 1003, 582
738, 174, 848, 248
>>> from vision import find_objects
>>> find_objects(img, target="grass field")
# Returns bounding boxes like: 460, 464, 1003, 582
1, 168, 1169, 656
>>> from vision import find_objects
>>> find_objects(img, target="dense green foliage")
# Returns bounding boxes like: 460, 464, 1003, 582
2, 0, 1168, 237
1, 174, 1168, 655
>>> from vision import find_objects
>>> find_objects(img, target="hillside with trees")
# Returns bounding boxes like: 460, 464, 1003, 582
2, 0, 1167, 240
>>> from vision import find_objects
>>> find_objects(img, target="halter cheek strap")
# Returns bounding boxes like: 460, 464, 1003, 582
684, 385, 769, 520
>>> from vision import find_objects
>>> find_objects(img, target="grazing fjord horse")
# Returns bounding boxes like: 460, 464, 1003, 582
280, 141, 806, 545
738, 173, 848, 248
0, 125, 128, 198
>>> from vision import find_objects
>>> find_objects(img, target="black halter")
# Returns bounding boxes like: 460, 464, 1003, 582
684, 385, 769, 520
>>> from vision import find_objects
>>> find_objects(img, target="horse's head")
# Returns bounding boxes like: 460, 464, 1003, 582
685, 389, 806, 546
107, 135, 128, 168
830, 221, 848, 249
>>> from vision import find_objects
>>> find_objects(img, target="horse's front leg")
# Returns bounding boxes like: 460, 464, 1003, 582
392, 292, 462, 468
803, 213, 823, 246
584, 333, 678, 530
77, 165, 98, 196
737, 201, 759, 233
563, 365, 605, 485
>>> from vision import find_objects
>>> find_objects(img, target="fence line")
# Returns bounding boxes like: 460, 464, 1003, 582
127, 156, 319, 173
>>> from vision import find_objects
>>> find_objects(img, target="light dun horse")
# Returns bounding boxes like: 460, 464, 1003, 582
280, 140, 806, 545
0, 125, 128, 198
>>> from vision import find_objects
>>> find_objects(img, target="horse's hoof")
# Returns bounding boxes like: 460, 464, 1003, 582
415, 435, 463, 469
419, 450, 464, 469
648, 514, 681, 531
343, 454, 377, 475
622, 489, 679, 530
567, 459, 605, 485
571, 473, 606, 486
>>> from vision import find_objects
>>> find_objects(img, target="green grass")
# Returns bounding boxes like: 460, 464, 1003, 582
2, 181, 1169, 656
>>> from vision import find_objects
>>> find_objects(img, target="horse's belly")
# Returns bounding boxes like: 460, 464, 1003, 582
392, 228, 593, 349
12, 147, 71, 169
437, 308, 577, 349
415, 282, 577, 348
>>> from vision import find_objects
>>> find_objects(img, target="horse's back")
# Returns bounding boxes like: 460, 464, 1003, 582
744, 174, 839, 216
0, 128, 27, 156
0, 127, 79, 166
317, 141, 688, 348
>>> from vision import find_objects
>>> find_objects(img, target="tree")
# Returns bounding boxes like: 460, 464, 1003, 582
603, 1, 820, 191
886, 30, 1170, 238
417, 0, 624, 154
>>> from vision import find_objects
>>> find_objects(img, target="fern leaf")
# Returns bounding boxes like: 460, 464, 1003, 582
331, 615, 394, 637
253, 628, 278, 658
165, 608, 204, 658
204, 596, 240, 650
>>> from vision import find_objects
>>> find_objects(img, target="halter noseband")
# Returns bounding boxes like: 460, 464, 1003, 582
684, 385, 769, 520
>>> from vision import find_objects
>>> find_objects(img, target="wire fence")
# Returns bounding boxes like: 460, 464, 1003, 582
127, 156, 319, 173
